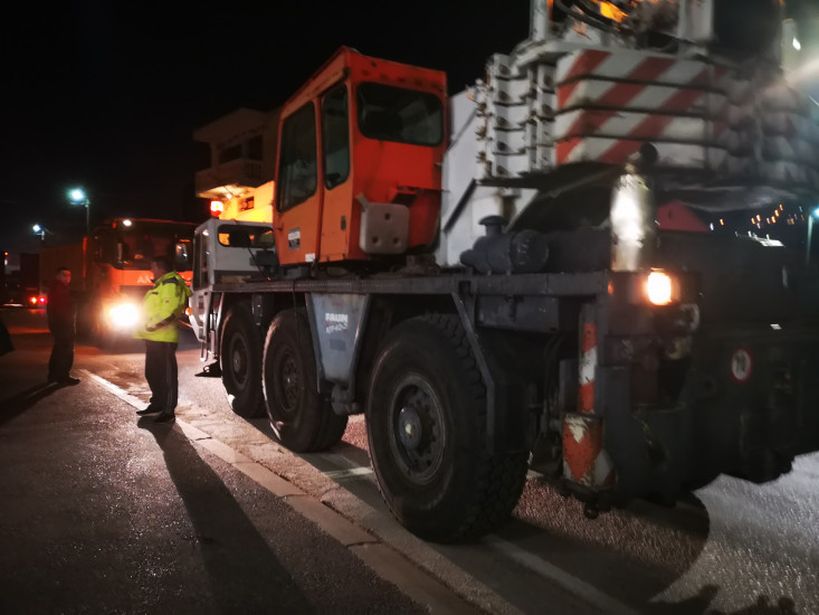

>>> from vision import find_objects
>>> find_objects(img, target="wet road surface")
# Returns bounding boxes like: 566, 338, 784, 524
1, 307, 817, 614
0, 309, 436, 614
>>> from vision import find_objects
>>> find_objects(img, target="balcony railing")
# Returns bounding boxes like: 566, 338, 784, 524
195, 159, 269, 199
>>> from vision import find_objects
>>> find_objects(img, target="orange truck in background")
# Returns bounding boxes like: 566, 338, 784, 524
39, 217, 196, 345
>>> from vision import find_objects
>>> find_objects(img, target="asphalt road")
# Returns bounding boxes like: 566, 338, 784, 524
1, 307, 817, 614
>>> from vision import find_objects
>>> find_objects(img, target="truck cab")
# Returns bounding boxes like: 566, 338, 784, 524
189, 218, 275, 347
82, 218, 196, 341
272, 47, 446, 266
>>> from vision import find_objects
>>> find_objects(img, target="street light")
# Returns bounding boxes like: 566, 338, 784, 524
32, 223, 52, 241
806, 206, 819, 265
67, 186, 91, 235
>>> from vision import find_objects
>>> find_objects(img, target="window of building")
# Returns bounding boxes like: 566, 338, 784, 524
219, 143, 242, 163
277, 103, 317, 211
322, 84, 350, 189
247, 135, 263, 161
357, 83, 443, 146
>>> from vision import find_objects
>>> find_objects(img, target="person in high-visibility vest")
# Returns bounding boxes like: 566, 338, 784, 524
134, 255, 191, 423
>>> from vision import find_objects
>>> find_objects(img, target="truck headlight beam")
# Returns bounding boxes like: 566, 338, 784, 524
645, 271, 675, 306
106, 301, 141, 330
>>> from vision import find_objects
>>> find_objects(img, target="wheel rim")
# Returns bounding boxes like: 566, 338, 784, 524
276, 346, 301, 415
228, 335, 248, 388
387, 373, 447, 486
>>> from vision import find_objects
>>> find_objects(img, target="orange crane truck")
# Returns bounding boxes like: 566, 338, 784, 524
41, 217, 196, 346
190, 1, 819, 542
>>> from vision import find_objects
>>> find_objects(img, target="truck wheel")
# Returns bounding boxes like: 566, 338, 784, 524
366, 314, 529, 543
220, 303, 265, 418
262, 309, 347, 453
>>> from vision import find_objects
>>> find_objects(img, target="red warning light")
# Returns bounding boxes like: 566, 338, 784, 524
210, 200, 224, 217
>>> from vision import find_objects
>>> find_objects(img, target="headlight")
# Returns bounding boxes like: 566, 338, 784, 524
644, 270, 676, 306
106, 301, 141, 329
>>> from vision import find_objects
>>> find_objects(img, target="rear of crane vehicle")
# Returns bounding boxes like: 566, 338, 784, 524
190, 0, 819, 542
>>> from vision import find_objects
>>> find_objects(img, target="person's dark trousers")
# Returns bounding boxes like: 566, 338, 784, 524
144, 341, 178, 413
48, 326, 75, 382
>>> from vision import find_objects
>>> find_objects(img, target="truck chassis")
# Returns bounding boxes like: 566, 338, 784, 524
197, 260, 819, 541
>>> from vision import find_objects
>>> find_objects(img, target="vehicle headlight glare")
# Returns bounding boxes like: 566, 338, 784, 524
106, 302, 140, 329
645, 271, 674, 306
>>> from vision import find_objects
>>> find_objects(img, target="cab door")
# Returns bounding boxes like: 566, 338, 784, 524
273, 102, 322, 266
189, 222, 212, 343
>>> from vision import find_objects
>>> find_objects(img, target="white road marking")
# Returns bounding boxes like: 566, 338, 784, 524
484, 536, 639, 615
83, 370, 147, 409
324, 466, 374, 480
82, 369, 485, 614
86, 368, 638, 614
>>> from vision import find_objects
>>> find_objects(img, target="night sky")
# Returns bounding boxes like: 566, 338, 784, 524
0, 1, 529, 254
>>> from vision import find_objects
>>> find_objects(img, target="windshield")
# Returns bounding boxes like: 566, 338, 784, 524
357, 82, 443, 146
95, 222, 196, 271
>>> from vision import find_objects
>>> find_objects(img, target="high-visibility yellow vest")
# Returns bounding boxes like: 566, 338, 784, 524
134, 271, 192, 343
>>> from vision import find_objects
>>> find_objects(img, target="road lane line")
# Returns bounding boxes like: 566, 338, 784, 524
83, 370, 148, 409
83, 369, 488, 614
324, 466, 374, 480
484, 536, 638, 615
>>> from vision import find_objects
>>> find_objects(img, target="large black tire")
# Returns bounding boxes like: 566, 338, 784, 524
262, 308, 347, 452
220, 303, 265, 418
366, 314, 529, 543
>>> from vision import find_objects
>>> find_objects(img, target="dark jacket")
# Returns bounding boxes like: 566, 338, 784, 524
47, 280, 74, 333
0, 316, 12, 355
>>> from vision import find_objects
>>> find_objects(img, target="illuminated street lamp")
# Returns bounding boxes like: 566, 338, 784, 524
32, 223, 52, 241
67, 186, 91, 235
806, 206, 819, 265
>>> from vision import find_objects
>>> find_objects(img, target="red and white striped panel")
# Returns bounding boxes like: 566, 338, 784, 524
556, 137, 728, 168
563, 305, 615, 489
554, 110, 728, 144
578, 310, 596, 414
555, 49, 719, 89
557, 80, 723, 115
562, 414, 615, 488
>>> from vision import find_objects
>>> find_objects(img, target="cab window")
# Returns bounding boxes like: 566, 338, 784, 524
277, 103, 317, 211
193, 233, 208, 290
175, 239, 193, 272
357, 83, 443, 146
322, 84, 350, 189
217, 225, 276, 249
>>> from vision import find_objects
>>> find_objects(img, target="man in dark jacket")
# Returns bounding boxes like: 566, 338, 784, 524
47, 267, 79, 385
0, 315, 12, 356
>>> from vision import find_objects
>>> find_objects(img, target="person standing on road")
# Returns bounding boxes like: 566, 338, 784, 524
0, 314, 13, 356
47, 267, 80, 385
134, 256, 191, 423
